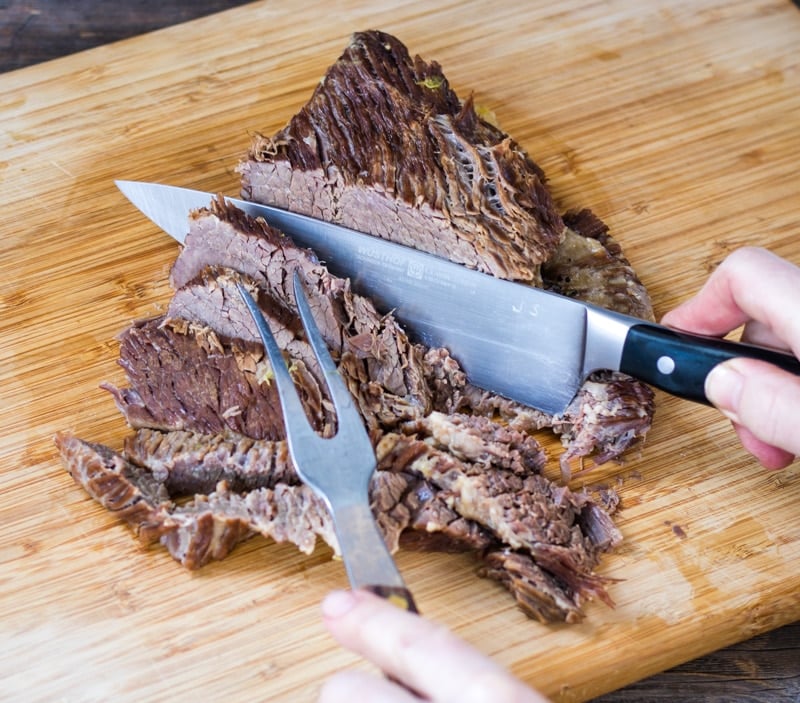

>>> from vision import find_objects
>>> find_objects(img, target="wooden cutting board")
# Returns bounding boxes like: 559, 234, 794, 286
2, 1, 799, 700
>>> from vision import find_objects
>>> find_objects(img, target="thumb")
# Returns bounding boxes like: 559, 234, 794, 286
706, 358, 800, 467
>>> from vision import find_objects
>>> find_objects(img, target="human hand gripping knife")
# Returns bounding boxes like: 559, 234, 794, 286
117, 180, 800, 416
237, 272, 417, 612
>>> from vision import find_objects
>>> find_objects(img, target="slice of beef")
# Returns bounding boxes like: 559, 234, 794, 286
158, 442, 490, 560
168, 266, 304, 353
55, 432, 254, 567
478, 549, 614, 624
59, 428, 494, 568
126, 424, 493, 555
422, 346, 655, 475
375, 422, 618, 608
169, 482, 336, 563
103, 316, 331, 441
169, 198, 432, 430
543, 209, 654, 322
239, 30, 564, 284
238, 30, 654, 324
54, 432, 174, 546
173, 471, 435, 562
123, 428, 297, 495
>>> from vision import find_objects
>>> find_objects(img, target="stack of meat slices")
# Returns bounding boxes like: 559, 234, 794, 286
56, 30, 657, 624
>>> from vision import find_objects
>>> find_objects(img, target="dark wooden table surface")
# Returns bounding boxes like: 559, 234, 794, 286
2, 2, 798, 701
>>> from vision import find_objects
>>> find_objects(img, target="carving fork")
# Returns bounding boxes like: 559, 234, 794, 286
237, 272, 417, 613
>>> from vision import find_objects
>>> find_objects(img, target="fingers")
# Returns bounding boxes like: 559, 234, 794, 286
706, 358, 800, 467
662, 247, 800, 356
319, 670, 419, 703
321, 589, 548, 703
661, 247, 800, 467
731, 423, 795, 471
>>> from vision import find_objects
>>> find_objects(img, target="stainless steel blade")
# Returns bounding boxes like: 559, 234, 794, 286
116, 180, 633, 415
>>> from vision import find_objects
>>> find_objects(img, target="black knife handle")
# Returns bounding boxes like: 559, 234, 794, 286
619, 324, 800, 404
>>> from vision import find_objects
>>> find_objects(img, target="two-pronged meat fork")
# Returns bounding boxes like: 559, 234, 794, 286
237, 271, 417, 612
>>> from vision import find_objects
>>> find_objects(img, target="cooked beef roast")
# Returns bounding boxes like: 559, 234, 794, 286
238, 29, 654, 474
55, 30, 659, 623
239, 31, 563, 284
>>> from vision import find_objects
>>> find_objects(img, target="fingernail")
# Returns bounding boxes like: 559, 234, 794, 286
705, 361, 744, 424
321, 590, 358, 618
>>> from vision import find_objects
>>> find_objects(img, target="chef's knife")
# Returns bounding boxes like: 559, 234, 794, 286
116, 180, 800, 416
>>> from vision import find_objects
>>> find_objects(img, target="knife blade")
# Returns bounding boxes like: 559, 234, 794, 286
116, 179, 800, 416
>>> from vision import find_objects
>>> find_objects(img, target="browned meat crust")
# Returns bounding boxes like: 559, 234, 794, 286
55, 432, 173, 546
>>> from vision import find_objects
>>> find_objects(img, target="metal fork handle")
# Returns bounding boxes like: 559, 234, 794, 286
331, 498, 418, 613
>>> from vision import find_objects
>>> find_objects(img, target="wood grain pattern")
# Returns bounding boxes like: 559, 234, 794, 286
2, 1, 799, 701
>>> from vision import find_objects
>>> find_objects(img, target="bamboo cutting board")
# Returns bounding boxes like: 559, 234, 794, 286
2, 1, 800, 700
